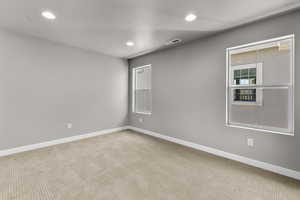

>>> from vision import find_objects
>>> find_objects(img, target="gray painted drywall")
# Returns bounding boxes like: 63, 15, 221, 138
0, 30, 128, 150
129, 10, 300, 171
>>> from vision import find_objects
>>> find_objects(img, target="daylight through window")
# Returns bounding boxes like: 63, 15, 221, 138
132, 65, 152, 114
226, 35, 294, 135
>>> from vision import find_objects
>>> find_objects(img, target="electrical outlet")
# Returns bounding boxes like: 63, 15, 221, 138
247, 138, 254, 147
67, 123, 72, 129
138, 118, 143, 123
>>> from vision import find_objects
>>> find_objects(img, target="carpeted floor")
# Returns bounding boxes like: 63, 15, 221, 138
0, 130, 299, 200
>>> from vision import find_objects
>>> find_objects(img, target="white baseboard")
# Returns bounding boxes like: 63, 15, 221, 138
2, 125, 299, 180
0, 126, 130, 157
128, 126, 300, 180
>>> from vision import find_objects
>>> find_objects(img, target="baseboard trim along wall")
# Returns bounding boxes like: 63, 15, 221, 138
1, 125, 299, 180
0, 126, 130, 157
128, 126, 300, 180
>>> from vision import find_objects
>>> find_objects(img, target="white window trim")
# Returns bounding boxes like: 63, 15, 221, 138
226, 34, 295, 136
132, 64, 152, 115
230, 63, 263, 106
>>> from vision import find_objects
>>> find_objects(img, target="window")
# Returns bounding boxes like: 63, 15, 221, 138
231, 63, 263, 105
226, 35, 294, 135
132, 65, 152, 114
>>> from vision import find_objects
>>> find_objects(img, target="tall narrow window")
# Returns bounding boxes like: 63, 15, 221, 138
132, 65, 152, 114
226, 35, 294, 135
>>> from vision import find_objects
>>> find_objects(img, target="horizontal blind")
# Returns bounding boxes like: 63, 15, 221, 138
134, 65, 152, 114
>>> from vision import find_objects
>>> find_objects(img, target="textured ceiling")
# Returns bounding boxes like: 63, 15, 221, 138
0, 0, 299, 58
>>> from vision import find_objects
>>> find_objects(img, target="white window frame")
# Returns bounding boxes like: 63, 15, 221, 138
132, 64, 152, 115
230, 63, 263, 106
226, 34, 295, 136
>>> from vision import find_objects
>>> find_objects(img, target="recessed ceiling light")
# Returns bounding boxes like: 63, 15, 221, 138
41, 11, 56, 20
185, 14, 197, 22
126, 41, 134, 46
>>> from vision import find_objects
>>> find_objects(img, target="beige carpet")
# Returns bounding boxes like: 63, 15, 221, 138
0, 130, 299, 200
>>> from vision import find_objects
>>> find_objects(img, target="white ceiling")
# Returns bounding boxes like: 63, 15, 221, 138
0, 0, 299, 58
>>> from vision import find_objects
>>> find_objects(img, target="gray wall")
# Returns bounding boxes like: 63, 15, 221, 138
0, 30, 128, 150
129, 10, 300, 171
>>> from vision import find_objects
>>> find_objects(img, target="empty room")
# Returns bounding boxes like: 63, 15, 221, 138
0, 0, 300, 199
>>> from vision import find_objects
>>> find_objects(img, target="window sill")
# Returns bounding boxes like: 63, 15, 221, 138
226, 123, 294, 136
133, 112, 152, 115
231, 101, 262, 106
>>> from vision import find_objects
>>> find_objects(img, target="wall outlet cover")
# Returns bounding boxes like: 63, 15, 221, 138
247, 138, 254, 147
67, 123, 72, 129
